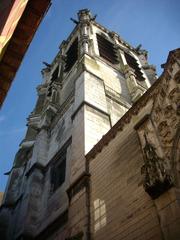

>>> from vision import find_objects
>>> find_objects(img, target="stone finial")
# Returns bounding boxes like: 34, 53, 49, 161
138, 49, 148, 59
78, 9, 92, 22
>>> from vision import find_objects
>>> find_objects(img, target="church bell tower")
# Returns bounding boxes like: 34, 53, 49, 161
0, 9, 156, 240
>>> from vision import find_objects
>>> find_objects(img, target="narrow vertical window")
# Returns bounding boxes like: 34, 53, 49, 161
64, 38, 78, 72
51, 153, 66, 192
96, 33, 119, 64
124, 52, 145, 81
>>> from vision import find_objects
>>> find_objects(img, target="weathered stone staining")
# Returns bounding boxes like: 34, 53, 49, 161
0, 9, 180, 240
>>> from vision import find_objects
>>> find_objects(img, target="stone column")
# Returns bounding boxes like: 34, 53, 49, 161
81, 24, 89, 54
78, 9, 92, 56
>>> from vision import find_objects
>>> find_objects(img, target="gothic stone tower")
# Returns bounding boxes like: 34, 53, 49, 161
0, 9, 156, 240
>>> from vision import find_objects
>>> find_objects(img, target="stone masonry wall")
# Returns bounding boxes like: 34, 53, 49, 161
89, 48, 180, 240
89, 124, 163, 240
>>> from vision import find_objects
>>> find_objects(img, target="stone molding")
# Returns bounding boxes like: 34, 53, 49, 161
71, 100, 111, 123
67, 172, 90, 201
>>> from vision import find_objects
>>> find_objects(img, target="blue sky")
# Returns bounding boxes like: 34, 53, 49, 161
0, 0, 180, 191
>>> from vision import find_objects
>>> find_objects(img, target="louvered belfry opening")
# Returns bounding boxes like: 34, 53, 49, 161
96, 33, 119, 64
124, 52, 145, 81
64, 38, 78, 72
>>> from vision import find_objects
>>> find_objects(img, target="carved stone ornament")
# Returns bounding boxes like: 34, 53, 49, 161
151, 56, 180, 173
137, 54, 180, 199
142, 134, 173, 199
40, 104, 58, 129
135, 113, 174, 199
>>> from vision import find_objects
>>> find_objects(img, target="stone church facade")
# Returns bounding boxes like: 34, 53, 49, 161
0, 9, 179, 240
